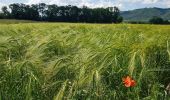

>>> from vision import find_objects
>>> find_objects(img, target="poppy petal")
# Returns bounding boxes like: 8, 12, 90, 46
122, 76, 136, 87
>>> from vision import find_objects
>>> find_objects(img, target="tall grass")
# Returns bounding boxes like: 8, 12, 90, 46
0, 23, 170, 99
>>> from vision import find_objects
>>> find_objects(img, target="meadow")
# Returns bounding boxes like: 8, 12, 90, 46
0, 22, 170, 100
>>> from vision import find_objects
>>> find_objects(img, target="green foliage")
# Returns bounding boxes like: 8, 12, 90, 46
0, 23, 170, 100
149, 16, 170, 24
1, 3, 123, 23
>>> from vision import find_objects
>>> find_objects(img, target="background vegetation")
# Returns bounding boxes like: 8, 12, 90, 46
149, 16, 170, 24
126, 16, 170, 25
0, 22, 170, 99
0, 3, 123, 23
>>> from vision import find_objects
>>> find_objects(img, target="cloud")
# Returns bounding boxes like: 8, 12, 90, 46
0, 0, 170, 10
27, 0, 42, 4
160, 0, 170, 7
26, 0, 123, 9
119, 0, 159, 4
143, 0, 158, 4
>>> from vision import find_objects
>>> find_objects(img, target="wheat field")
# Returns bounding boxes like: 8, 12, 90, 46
0, 23, 170, 100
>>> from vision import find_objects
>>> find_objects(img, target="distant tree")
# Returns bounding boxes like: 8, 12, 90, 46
30, 4, 40, 20
1, 6, 10, 18
9, 3, 24, 19
0, 13, 4, 19
1, 3, 123, 23
38, 3, 47, 20
149, 16, 170, 24
79, 6, 92, 22
46, 4, 59, 21
117, 16, 123, 23
68, 6, 80, 22
163, 20, 169, 24
112, 6, 122, 23
149, 16, 165, 24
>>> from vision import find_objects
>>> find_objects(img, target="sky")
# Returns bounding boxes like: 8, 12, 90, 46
0, 0, 170, 11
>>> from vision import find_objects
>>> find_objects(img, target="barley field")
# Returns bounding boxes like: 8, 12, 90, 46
0, 22, 170, 100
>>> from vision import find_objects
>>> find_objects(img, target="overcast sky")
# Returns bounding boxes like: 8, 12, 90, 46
0, 0, 170, 11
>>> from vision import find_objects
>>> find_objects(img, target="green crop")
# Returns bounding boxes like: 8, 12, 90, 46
0, 23, 170, 100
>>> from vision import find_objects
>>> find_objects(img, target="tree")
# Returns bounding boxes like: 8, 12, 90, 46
117, 16, 123, 23
1, 6, 10, 18
30, 4, 40, 20
149, 16, 164, 24
112, 6, 122, 23
79, 6, 92, 22
38, 3, 47, 20
9, 3, 24, 19
1, 3, 123, 23
149, 16, 170, 24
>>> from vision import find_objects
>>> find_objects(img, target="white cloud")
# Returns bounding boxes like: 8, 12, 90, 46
27, 0, 44, 4
119, 0, 159, 4
26, 0, 123, 8
161, 0, 170, 7
143, 0, 158, 4
0, 0, 169, 10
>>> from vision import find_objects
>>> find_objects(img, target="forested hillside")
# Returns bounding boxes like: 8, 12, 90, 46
121, 8, 170, 21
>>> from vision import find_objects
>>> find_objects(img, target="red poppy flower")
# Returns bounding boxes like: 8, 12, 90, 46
122, 76, 136, 87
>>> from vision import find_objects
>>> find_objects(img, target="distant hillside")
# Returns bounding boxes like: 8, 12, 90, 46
121, 8, 170, 21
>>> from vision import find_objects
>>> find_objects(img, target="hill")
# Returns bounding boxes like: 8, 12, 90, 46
121, 7, 170, 21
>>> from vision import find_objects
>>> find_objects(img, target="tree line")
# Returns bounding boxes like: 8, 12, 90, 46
126, 16, 170, 25
149, 16, 170, 24
0, 3, 123, 23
